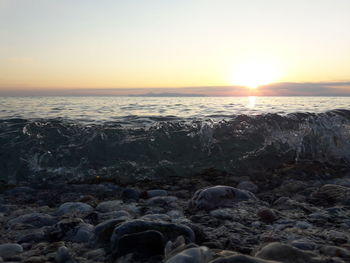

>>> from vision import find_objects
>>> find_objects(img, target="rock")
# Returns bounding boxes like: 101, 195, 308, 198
257, 208, 277, 224
116, 230, 165, 257
83, 211, 99, 225
48, 218, 84, 241
295, 221, 312, 229
96, 200, 139, 215
290, 239, 316, 251
146, 189, 168, 198
312, 184, 350, 204
210, 208, 234, 220
94, 218, 126, 245
274, 197, 317, 212
211, 254, 281, 263
320, 245, 350, 259
308, 211, 329, 223
255, 242, 321, 263
278, 180, 308, 194
25, 256, 48, 262
121, 188, 140, 201
167, 210, 184, 219
189, 186, 257, 211
4, 186, 35, 195
111, 219, 195, 252
142, 213, 172, 222
146, 196, 178, 207
0, 243, 23, 260
331, 178, 350, 188
165, 246, 212, 263
84, 248, 106, 260
237, 181, 258, 193
64, 223, 94, 243
165, 236, 194, 260
55, 202, 93, 216
0, 204, 14, 213
97, 210, 131, 222
18, 229, 47, 243
7, 213, 57, 228
323, 230, 348, 244
55, 246, 76, 263
77, 195, 98, 207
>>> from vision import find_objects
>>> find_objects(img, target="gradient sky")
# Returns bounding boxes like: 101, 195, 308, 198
1, 0, 350, 93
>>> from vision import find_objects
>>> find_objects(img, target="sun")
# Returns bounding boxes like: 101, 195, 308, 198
230, 61, 281, 89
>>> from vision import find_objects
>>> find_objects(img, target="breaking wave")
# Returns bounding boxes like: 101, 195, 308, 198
1, 110, 350, 184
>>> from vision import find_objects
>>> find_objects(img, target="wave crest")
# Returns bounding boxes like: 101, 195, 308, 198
1, 110, 349, 184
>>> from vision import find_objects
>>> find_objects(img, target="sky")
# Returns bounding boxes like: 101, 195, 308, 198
1, 0, 350, 95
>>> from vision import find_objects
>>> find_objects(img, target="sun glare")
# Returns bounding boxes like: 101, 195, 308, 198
231, 61, 281, 89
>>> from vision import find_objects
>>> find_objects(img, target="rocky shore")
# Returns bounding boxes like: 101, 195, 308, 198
1, 164, 350, 263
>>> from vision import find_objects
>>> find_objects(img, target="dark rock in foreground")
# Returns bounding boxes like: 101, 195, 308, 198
1, 166, 350, 263
189, 185, 258, 211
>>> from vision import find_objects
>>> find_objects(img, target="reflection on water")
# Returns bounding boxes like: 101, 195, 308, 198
0, 96, 350, 123
248, 96, 256, 108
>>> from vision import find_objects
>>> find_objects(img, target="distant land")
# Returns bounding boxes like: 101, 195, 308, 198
127, 92, 206, 97
0, 82, 350, 96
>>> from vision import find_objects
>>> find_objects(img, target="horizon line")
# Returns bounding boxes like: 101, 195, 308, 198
1, 81, 350, 96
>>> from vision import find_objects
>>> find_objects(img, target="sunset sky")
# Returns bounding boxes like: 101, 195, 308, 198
1, 0, 350, 95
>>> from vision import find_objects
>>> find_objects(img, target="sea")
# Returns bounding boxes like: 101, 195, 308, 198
0, 96, 349, 184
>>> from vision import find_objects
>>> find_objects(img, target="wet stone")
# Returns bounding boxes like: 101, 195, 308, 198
111, 219, 195, 251
237, 181, 258, 193
165, 246, 212, 263
115, 230, 165, 258
146, 189, 168, 198
7, 213, 57, 228
189, 185, 257, 211
257, 208, 277, 224
0, 243, 23, 260
255, 242, 320, 263
55, 202, 93, 216
121, 188, 140, 201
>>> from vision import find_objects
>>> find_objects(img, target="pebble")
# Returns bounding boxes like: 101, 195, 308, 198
257, 208, 277, 224
255, 242, 319, 263
18, 229, 47, 243
146, 196, 178, 207
211, 254, 280, 263
295, 221, 312, 229
111, 219, 195, 251
165, 246, 212, 263
121, 188, 140, 201
94, 218, 127, 244
290, 239, 316, 251
64, 223, 94, 243
55, 202, 93, 216
320, 245, 350, 259
55, 246, 76, 263
0, 243, 23, 260
312, 184, 350, 204
189, 185, 257, 211
7, 213, 57, 228
96, 200, 139, 215
237, 181, 258, 193
115, 230, 165, 257
146, 189, 168, 198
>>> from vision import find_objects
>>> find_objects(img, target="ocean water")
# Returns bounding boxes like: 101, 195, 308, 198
0, 96, 349, 184
1, 96, 350, 123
